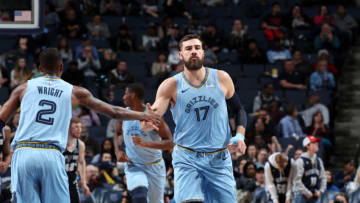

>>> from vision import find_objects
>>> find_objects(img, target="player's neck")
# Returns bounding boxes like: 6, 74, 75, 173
131, 102, 145, 112
183, 67, 206, 84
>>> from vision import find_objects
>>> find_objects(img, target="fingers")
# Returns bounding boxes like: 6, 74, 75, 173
146, 103, 153, 111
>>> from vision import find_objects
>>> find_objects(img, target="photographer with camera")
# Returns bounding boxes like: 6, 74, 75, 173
314, 23, 341, 52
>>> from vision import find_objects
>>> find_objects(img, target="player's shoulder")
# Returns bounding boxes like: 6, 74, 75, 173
216, 69, 232, 81
78, 139, 85, 149
159, 76, 177, 90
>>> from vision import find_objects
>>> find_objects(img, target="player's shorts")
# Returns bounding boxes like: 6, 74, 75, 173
68, 173, 80, 203
172, 145, 236, 203
125, 159, 166, 203
11, 146, 70, 203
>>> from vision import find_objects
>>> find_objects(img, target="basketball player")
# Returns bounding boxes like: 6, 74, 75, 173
0, 48, 160, 203
113, 83, 173, 203
64, 117, 91, 203
265, 153, 296, 203
294, 136, 326, 203
149, 34, 247, 202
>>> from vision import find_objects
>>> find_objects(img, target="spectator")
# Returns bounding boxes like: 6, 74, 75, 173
279, 104, 305, 139
294, 149, 303, 160
293, 50, 313, 77
326, 170, 341, 193
142, 23, 161, 51
60, 8, 85, 39
265, 153, 296, 203
307, 111, 331, 141
0, 65, 9, 88
313, 5, 334, 25
252, 167, 267, 202
62, 61, 85, 86
279, 60, 307, 90
111, 25, 136, 52
57, 36, 73, 65
300, 93, 330, 127
267, 39, 292, 64
97, 152, 120, 184
227, 19, 249, 53
288, 4, 311, 30
331, 193, 348, 203
246, 144, 258, 163
314, 23, 341, 51
313, 49, 338, 74
100, 0, 122, 16
86, 14, 111, 40
253, 83, 280, 113
267, 136, 283, 155
75, 34, 99, 60
234, 158, 248, 178
168, 42, 180, 67
261, 2, 285, 41
334, 160, 357, 189
310, 59, 336, 91
10, 57, 29, 89
203, 44, 218, 66
183, 16, 206, 36
76, 106, 101, 127
109, 60, 136, 89
141, 0, 160, 18
161, 23, 181, 52
268, 100, 286, 125
86, 164, 101, 192
333, 4, 358, 43
151, 52, 171, 77
100, 48, 117, 74
91, 138, 116, 165
163, 0, 191, 19
255, 148, 268, 168
169, 61, 184, 76
236, 162, 257, 201
242, 39, 266, 64
44, 2, 60, 28
251, 109, 276, 141
77, 45, 102, 78
294, 136, 327, 203
201, 24, 223, 53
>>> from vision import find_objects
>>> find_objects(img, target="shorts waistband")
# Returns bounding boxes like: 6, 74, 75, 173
15, 141, 61, 152
146, 158, 162, 166
177, 145, 227, 154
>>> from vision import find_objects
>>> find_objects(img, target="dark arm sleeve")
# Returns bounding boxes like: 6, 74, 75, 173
226, 92, 247, 128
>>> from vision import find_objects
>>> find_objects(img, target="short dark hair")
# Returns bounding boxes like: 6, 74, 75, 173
39, 48, 62, 73
127, 83, 145, 101
272, 2, 281, 7
179, 34, 204, 51
286, 103, 297, 115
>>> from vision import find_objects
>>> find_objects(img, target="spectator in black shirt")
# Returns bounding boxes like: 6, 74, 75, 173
227, 19, 249, 53
261, 2, 285, 41
242, 39, 266, 64
279, 60, 307, 90
60, 8, 85, 39
62, 61, 85, 86
109, 60, 136, 89
100, 49, 117, 74
293, 50, 313, 77
163, 0, 191, 19
0, 65, 9, 88
111, 25, 136, 52
201, 24, 223, 53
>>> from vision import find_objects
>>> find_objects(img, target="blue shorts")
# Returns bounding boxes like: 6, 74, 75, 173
11, 148, 70, 203
125, 159, 166, 203
172, 145, 236, 203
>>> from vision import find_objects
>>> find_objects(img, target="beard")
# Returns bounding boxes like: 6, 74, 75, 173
183, 57, 204, 71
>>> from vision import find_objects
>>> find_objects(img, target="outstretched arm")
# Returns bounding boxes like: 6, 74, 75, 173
150, 77, 177, 116
132, 119, 174, 150
73, 86, 160, 124
0, 83, 26, 123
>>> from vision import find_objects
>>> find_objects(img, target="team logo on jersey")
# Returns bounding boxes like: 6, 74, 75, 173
185, 95, 219, 113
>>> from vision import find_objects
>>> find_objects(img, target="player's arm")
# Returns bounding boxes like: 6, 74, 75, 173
77, 140, 90, 197
150, 77, 177, 116
218, 70, 247, 152
133, 119, 174, 150
73, 86, 160, 124
2, 125, 12, 164
113, 121, 127, 162
0, 83, 26, 124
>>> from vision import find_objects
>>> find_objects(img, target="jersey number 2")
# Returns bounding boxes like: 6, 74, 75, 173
35, 100, 57, 125
194, 106, 209, 121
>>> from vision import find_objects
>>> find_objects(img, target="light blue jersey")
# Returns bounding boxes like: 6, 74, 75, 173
122, 112, 162, 164
171, 68, 231, 152
122, 108, 165, 203
11, 76, 73, 152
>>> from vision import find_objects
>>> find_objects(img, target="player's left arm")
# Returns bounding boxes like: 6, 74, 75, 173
77, 140, 91, 197
0, 83, 26, 125
217, 70, 247, 153
2, 125, 12, 164
133, 119, 174, 150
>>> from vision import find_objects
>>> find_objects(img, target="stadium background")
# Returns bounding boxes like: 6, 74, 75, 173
0, 0, 360, 202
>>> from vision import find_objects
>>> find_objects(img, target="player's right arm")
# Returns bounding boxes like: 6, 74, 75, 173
72, 86, 160, 124
150, 77, 177, 116
0, 83, 27, 123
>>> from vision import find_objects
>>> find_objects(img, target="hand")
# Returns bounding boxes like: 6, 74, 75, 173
228, 140, 246, 155
0, 161, 9, 173
314, 190, 321, 198
344, 175, 352, 182
140, 120, 157, 132
132, 136, 147, 148
306, 193, 313, 199
82, 184, 91, 197
3, 125, 11, 134
142, 103, 161, 130
116, 151, 128, 162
